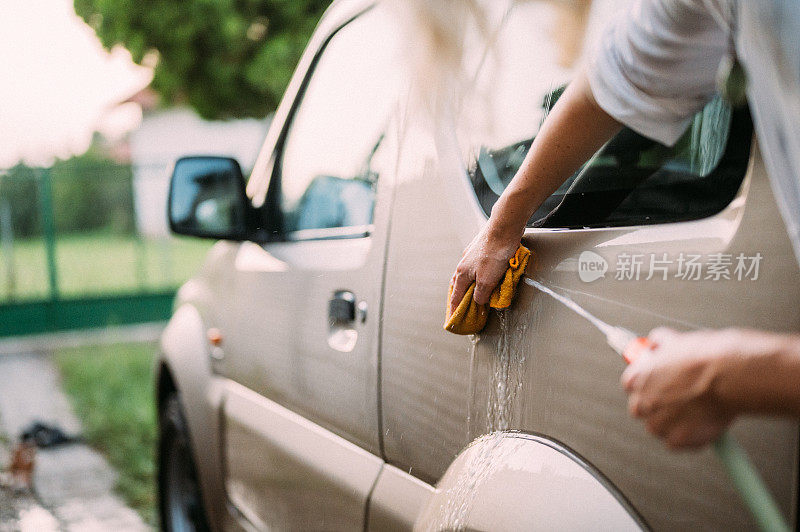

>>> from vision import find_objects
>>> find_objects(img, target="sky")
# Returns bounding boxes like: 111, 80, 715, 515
0, 0, 152, 167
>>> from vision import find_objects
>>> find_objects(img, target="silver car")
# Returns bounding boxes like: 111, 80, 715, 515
156, 0, 800, 530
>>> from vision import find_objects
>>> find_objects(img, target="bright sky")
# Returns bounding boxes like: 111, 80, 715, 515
0, 0, 152, 167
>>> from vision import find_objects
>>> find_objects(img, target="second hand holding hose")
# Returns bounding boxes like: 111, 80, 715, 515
523, 277, 789, 532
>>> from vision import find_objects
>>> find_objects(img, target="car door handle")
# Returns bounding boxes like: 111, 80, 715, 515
328, 291, 358, 352
329, 290, 356, 326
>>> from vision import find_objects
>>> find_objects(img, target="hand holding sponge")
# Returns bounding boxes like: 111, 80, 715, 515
444, 244, 531, 335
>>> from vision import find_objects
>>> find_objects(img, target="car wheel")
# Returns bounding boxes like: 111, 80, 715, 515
158, 393, 210, 532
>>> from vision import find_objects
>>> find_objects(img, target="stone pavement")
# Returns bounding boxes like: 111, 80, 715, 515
0, 352, 151, 531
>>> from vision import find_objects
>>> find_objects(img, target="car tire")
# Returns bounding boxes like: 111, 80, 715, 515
158, 393, 210, 532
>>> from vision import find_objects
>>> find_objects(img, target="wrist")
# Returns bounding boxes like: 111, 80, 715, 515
765, 333, 800, 416
711, 329, 800, 415
706, 330, 747, 412
488, 194, 530, 242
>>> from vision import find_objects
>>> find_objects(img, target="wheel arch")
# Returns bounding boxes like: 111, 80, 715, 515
156, 361, 177, 413
413, 431, 648, 531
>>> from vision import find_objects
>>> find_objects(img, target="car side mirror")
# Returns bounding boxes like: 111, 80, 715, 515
168, 156, 252, 240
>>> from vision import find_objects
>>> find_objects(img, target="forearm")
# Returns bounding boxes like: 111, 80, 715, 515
713, 330, 800, 417
451, 71, 623, 308
487, 71, 622, 238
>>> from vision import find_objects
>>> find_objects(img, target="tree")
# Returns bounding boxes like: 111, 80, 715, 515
74, 0, 330, 119
50, 148, 136, 235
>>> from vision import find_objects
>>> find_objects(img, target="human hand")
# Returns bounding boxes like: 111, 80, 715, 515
449, 221, 522, 315
621, 327, 741, 450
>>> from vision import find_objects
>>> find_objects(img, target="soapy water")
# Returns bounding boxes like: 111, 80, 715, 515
487, 310, 527, 432
436, 432, 521, 531
434, 302, 540, 531
464, 306, 536, 439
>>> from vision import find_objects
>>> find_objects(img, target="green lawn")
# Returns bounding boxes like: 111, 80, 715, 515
1, 231, 213, 302
55, 342, 159, 526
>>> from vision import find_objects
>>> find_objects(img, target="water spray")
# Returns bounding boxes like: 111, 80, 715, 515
523, 277, 789, 532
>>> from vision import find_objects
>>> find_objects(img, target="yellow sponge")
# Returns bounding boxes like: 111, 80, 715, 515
444, 244, 531, 335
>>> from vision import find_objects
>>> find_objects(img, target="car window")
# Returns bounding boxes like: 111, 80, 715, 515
461, 1, 752, 229
273, 7, 400, 239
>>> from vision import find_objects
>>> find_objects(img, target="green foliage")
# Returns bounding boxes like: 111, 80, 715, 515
74, 0, 330, 119
56, 342, 159, 525
0, 150, 135, 238
50, 151, 136, 236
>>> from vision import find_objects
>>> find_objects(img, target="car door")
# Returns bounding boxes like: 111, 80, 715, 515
378, 1, 799, 530
209, 4, 403, 529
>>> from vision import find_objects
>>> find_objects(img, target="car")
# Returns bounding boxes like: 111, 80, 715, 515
155, 0, 800, 530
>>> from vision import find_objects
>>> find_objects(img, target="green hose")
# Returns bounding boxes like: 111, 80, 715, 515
713, 432, 790, 532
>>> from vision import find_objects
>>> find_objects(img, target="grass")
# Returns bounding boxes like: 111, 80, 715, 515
55, 342, 159, 526
1, 231, 213, 302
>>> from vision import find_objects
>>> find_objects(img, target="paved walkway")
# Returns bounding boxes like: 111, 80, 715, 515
0, 352, 150, 531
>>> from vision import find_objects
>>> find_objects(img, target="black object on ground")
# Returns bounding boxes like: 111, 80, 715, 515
20, 421, 82, 448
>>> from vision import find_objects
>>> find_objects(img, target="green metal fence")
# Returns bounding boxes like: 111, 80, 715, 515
0, 162, 213, 337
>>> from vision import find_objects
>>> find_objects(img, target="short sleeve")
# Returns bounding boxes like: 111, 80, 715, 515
588, 0, 729, 146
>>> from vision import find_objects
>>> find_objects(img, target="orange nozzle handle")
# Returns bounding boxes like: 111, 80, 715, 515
623, 336, 654, 365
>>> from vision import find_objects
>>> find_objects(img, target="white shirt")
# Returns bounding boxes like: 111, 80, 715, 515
588, 0, 800, 266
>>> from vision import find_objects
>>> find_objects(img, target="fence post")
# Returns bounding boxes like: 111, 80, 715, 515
0, 200, 15, 301
39, 167, 59, 301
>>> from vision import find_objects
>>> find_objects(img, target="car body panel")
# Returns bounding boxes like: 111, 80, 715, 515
413, 432, 643, 531
213, 230, 386, 453
210, 226, 389, 524
381, 115, 799, 529
376, 0, 799, 527
223, 380, 383, 530
367, 464, 436, 531
482, 147, 799, 530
